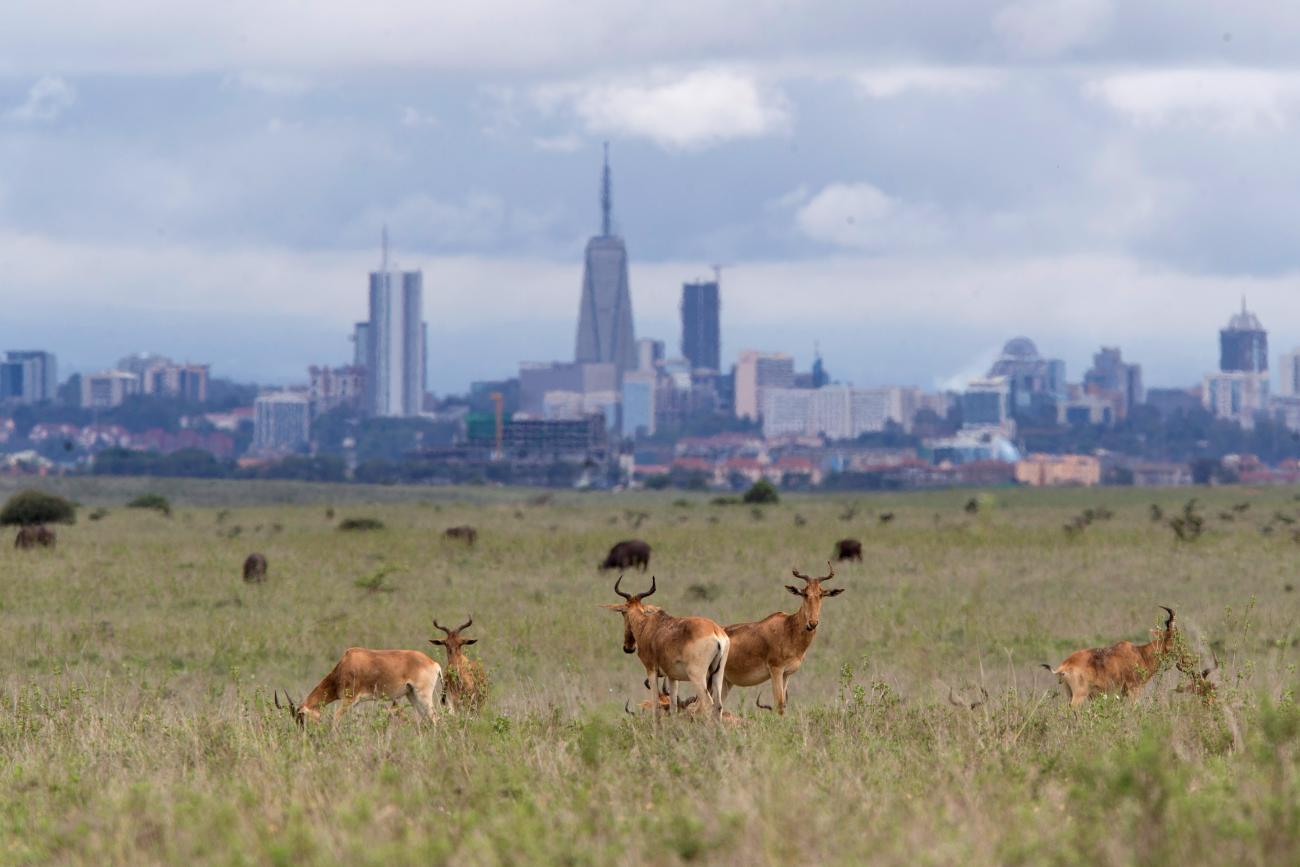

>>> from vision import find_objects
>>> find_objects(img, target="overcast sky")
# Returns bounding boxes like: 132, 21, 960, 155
3, 1, 1300, 393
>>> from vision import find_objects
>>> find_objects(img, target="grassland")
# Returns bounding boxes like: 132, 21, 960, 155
0, 478, 1297, 865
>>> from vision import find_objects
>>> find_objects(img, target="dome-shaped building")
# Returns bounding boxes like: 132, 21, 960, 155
986, 337, 1066, 424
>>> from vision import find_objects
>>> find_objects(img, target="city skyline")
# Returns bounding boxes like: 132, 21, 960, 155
9, 5, 1300, 392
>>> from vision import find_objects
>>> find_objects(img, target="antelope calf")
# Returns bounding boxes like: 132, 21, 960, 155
722, 563, 845, 714
1042, 606, 1178, 707
601, 575, 729, 719
430, 615, 487, 712
277, 646, 443, 725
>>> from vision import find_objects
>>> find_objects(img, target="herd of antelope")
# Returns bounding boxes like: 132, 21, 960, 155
13, 519, 1219, 725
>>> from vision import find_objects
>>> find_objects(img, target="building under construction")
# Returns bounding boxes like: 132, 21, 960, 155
465, 413, 608, 463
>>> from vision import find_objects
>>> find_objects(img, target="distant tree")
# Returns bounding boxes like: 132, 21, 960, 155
0, 490, 77, 526
743, 479, 780, 504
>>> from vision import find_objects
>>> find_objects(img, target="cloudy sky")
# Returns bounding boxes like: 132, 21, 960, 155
3, 1, 1300, 392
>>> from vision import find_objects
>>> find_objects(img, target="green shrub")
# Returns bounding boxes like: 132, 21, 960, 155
126, 493, 172, 516
338, 517, 385, 532
644, 474, 672, 490
0, 489, 77, 526
742, 479, 780, 504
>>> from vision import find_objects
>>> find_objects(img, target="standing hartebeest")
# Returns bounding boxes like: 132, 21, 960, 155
601, 575, 729, 719
721, 563, 845, 714
276, 646, 443, 725
430, 615, 487, 712
1042, 606, 1179, 707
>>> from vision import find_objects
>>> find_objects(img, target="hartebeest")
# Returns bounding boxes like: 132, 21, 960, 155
601, 575, 729, 719
430, 615, 487, 712
1042, 606, 1178, 707
721, 563, 845, 714
276, 646, 443, 725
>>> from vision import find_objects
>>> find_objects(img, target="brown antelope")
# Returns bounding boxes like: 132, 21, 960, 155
276, 646, 443, 725
1042, 606, 1178, 707
430, 615, 487, 712
601, 575, 730, 719
722, 563, 845, 714
1174, 648, 1219, 705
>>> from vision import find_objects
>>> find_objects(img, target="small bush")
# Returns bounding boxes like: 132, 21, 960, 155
710, 496, 740, 506
126, 493, 172, 516
338, 517, 385, 532
88, 508, 109, 522
644, 474, 672, 490
743, 479, 780, 505
0, 489, 77, 526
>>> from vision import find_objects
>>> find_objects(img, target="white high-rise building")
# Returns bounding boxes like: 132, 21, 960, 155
734, 350, 795, 421
253, 392, 311, 453
365, 231, 426, 417
1279, 348, 1300, 396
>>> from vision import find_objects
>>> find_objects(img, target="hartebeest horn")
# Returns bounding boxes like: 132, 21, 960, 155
756, 691, 773, 711
457, 615, 473, 633
635, 575, 656, 601
275, 689, 300, 722
791, 566, 812, 582
1159, 606, 1176, 629
792, 562, 836, 582
624, 700, 635, 716
613, 574, 631, 600
433, 617, 451, 635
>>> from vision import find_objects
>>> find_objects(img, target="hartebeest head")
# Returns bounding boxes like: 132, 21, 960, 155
275, 689, 315, 726
430, 615, 478, 659
600, 574, 657, 653
787, 562, 845, 632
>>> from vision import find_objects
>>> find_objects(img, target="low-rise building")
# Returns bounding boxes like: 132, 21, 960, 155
82, 370, 141, 409
253, 392, 311, 454
1015, 453, 1101, 487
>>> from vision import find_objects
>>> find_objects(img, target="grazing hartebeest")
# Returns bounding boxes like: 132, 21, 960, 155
430, 615, 487, 712
721, 563, 845, 714
1042, 606, 1179, 707
833, 539, 862, 562
242, 553, 268, 583
601, 575, 729, 719
276, 647, 443, 725
14, 525, 56, 550
444, 525, 478, 546
600, 539, 651, 571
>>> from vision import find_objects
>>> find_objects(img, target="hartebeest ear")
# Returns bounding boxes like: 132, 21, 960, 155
462, 638, 478, 645
429, 638, 445, 646
599, 602, 628, 612
824, 587, 846, 597
785, 584, 803, 596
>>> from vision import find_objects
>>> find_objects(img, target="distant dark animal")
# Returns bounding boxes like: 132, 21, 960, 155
1231, 502, 1251, 514
14, 525, 55, 550
1149, 504, 1164, 522
242, 553, 268, 583
878, 512, 895, 525
964, 497, 979, 514
599, 539, 651, 571
444, 525, 478, 546
833, 538, 862, 562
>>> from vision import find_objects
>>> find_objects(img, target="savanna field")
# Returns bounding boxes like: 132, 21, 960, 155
0, 477, 1297, 866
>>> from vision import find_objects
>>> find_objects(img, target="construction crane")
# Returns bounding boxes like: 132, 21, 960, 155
489, 392, 504, 460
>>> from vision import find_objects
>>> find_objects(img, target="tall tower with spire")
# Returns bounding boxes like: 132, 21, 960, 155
575, 143, 637, 374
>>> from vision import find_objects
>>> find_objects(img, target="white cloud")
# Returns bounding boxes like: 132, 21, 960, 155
794, 182, 944, 251
6, 76, 75, 122
399, 106, 437, 127
1086, 69, 1300, 131
994, 0, 1113, 58
533, 133, 583, 152
854, 66, 1003, 99
540, 68, 790, 150
224, 71, 312, 96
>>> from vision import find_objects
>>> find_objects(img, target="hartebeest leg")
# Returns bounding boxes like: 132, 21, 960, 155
333, 694, 362, 723
688, 672, 714, 718
407, 684, 436, 724
769, 666, 787, 715
666, 679, 680, 715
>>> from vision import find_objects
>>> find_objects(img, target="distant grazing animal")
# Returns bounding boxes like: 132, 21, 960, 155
964, 497, 980, 514
599, 539, 651, 571
878, 512, 895, 525
601, 575, 729, 719
14, 525, 55, 550
722, 563, 845, 715
833, 538, 862, 562
242, 553, 268, 583
444, 525, 478, 546
1042, 607, 1178, 707
430, 615, 487, 712
276, 646, 443, 726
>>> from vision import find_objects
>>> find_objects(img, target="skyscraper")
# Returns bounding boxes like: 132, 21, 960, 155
366, 230, 426, 417
1220, 298, 1267, 372
733, 350, 794, 420
681, 280, 720, 372
575, 144, 637, 375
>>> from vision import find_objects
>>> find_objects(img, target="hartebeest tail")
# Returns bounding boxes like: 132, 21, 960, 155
601, 575, 730, 720
1045, 606, 1178, 707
